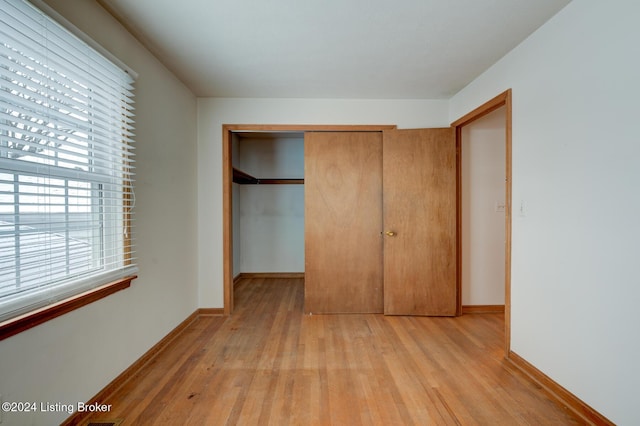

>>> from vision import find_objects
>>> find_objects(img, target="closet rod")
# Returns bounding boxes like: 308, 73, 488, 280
233, 167, 303, 185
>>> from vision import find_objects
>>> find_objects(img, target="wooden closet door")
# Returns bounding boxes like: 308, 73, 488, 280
304, 132, 383, 313
383, 128, 457, 316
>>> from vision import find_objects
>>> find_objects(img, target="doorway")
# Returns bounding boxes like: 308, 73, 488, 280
461, 106, 506, 311
452, 89, 512, 355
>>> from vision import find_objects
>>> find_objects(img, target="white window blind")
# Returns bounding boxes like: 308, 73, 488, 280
0, 0, 137, 322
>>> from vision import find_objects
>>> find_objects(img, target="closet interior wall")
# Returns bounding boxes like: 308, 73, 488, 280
232, 133, 241, 277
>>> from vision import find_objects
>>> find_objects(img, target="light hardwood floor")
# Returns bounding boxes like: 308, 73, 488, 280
82, 278, 582, 425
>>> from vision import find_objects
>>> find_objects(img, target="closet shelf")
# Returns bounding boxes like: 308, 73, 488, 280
233, 167, 304, 185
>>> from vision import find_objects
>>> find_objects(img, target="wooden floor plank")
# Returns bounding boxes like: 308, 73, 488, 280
83, 278, 583, 425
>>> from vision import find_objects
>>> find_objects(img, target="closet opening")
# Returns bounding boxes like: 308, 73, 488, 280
230, 131, 305, 311
223, 125, 395, 314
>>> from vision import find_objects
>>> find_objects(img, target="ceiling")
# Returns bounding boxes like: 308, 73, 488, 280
99, 0, 571, 99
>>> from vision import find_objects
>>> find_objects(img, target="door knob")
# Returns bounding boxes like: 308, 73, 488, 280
385, 231, 397, 237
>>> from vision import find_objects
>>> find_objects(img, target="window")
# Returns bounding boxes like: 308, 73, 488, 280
0, 0, 137, 323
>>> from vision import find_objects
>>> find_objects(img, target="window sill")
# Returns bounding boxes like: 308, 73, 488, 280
0, 275, 137, 341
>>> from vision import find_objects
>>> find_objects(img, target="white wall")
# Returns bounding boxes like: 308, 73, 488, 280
0, 1, 199, 425
237, 137, 305, 273
461, 106, 506, 305
197, 98, 449, 307
450, 0, 640, 423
